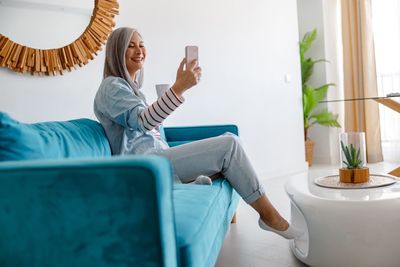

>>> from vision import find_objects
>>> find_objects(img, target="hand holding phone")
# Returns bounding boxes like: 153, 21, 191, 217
185, 45, 198, 67
172, 46, 201, 96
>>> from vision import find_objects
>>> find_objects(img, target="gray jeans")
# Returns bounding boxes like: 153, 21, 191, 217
163, 133, 265, 204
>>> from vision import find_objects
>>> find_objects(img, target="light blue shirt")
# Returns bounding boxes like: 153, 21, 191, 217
94, 76, 168, 155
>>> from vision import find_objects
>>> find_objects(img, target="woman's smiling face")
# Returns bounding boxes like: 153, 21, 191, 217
125, 31, 146, 78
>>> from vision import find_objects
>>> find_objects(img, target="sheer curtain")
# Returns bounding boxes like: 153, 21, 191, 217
371, 0, 400, 162
341, 0, 383, 163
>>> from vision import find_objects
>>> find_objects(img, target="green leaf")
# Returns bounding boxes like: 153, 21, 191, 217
309, 110, 341, 127
356, 149, 360, 166
313, 84, 334, 102
340, 141, 362, 168
350, 144, 356, 166
343, 161, 350, 168
301, 59, 327, 88
341, 141, 352, 167
300, 29, 317, 55
303, 86, 318, 120
301, 58, 314, 86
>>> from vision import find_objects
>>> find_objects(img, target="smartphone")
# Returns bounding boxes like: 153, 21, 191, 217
185, 45, 198, 66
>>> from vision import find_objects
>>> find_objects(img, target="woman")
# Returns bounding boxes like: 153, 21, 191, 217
94, 27, 301, 239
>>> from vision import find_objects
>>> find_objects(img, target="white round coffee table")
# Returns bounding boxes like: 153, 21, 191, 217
285, 172, 400, 267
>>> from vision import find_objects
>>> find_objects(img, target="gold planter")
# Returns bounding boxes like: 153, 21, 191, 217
339, 167, 370, 183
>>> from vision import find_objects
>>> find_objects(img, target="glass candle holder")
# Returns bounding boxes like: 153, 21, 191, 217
339, 132, 367, 168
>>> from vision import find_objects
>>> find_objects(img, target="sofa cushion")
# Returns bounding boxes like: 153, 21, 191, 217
0, 113, 111, 161
173, 179, 239, 267
158, 125, 167, 142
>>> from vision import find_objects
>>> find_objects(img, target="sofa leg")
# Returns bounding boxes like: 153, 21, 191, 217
231, 213, 237, 224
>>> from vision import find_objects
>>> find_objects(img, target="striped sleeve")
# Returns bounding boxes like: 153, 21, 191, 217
139, 88, 184, 131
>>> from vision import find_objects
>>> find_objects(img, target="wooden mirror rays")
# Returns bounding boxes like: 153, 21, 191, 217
0, 0, 118, 75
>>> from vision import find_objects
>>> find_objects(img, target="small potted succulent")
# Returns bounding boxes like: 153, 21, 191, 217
339, 140, 369, 183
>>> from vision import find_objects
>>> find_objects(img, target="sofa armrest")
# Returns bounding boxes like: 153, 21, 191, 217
0, 156, 178, 267
164, 124, 238, 147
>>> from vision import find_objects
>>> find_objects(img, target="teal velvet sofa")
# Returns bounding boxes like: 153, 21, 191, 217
0, 112, 240, 267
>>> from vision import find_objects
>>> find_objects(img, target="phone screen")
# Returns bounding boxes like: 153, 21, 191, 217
185, 46, 198, 65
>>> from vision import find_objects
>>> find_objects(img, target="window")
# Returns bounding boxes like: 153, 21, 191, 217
371, 0, 400, 162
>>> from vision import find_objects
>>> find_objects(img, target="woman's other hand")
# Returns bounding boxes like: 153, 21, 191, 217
172, 58, 202, 97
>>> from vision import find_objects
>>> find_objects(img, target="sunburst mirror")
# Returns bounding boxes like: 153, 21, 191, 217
0, 0, 118, 75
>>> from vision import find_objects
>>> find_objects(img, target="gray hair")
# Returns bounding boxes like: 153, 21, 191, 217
103, 27, 145, 100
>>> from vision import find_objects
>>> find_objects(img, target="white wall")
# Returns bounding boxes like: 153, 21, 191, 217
0, 0, 307, 177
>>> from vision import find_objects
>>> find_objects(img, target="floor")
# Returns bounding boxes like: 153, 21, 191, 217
215, 161, 399, 267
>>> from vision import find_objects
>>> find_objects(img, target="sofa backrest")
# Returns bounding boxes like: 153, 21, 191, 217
0, 112, 111, 161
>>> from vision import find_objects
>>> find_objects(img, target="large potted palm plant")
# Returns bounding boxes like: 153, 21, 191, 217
300, 29, 341, 166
